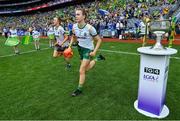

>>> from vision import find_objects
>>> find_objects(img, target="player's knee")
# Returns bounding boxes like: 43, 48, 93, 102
79, 68, 86, 75
53, 51, 58, 58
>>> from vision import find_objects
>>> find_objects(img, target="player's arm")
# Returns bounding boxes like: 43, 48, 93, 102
61, 34, 68, 46
54, 33, 58, 45
90, 35, 102, 57
89, 26, 102, 57
69, 34, 77, 48
68, 29, 77, 48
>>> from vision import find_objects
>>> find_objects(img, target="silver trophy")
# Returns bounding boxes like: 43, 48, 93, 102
153, 31, 165, 50
149, 20, 171, 50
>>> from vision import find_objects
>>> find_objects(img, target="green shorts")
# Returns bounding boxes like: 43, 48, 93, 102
77, 45, 93, 60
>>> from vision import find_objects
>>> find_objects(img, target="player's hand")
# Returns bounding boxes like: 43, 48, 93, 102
89, 51, 96, 57
54, 42, 58, 46
60, 43, 63, 47
68, 46, 71, 49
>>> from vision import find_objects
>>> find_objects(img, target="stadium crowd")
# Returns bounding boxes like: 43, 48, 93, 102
0, 0, 179, 38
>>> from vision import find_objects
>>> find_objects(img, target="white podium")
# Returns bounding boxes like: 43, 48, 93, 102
134, 46, 177, 118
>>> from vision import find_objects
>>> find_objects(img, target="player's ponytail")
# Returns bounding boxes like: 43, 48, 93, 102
57, 17, 62, 24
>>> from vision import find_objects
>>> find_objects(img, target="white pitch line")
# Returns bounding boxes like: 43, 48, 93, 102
0, 48, 50, 58
0, 47, 180, 60
99, 49, 180, 60
171, 56, 180, 60
99, 49, 140, 56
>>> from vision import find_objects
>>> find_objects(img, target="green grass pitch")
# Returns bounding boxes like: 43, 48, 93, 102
0, 36, 180, 120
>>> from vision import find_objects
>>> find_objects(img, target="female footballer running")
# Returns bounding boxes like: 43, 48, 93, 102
69, 8, 105, 96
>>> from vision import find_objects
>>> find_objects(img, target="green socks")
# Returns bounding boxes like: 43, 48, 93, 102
77, 84, 83, 91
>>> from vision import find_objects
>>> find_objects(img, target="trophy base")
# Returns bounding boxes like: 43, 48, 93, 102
151, 44, 166, 50
134, 100, 169, 119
